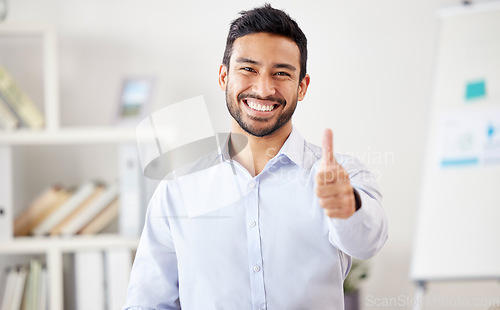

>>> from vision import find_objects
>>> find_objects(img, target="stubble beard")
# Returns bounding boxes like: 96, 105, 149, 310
225, 83, 298, 138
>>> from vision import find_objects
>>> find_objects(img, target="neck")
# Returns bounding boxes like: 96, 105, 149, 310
229, 121, 292, 176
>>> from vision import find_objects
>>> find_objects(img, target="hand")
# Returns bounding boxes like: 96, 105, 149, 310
315, 129, 356, 219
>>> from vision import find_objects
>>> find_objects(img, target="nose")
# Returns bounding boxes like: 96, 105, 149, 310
252, 73, 276, 98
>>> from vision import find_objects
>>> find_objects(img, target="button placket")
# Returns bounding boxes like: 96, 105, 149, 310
244, 177, 266, 308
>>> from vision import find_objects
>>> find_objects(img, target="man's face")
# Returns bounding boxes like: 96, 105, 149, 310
219, 32, 310, 137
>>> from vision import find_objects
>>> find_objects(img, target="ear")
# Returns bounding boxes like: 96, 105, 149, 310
297, 74, 310, 101
219, 64, 228, 91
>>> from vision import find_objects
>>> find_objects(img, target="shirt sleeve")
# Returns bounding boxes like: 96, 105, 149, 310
325, 155, 388, 260
123, 181, 181, 310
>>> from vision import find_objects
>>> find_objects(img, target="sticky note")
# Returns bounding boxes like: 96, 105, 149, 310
487, 123, 495, 139
441, 158, 478, 167
465, 80, 486, 101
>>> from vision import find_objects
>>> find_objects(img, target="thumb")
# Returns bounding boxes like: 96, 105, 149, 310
322, 128, 336, 168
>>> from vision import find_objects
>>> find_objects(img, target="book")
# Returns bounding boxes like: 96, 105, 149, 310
14, 185, 70, 237
28, 190, 73, 236
75, 251, 105, 310
23, 259, 42, 310
0, 268, 16, 310
60, 183, 118, 236
78, 197, 119, 235
0, 95, 19, 130
49, 185, 105, 236
10, 266, 27, 310
104, 249, 132, 310
0, 66, 44, 129
38, 267, 47, 310
32, 181, 97, 236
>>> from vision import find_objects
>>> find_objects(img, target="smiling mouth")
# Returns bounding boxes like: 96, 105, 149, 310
243, 99, 279, 112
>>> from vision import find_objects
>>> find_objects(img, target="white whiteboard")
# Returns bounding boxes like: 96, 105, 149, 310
410, 2, 500, 281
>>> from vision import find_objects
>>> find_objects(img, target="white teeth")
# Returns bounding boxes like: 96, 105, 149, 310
246, 100, 275, 112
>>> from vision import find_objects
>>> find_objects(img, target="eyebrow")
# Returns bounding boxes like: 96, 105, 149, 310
235, 57, 297, 72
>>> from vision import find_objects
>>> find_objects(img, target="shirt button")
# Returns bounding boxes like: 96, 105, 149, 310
249, 220, 256, 228
253, 265, 261, 272
248, 181, 256, 189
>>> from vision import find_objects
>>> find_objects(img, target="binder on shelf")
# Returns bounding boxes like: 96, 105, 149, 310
33, 181, 97, 236
104, 249, 132, 310
78, 197, 119, 235
118, 144, 145, 237
60, 183, 119, 235
50, 185, 105, 236
0, 65, 44, 129
75, 250, 105, 310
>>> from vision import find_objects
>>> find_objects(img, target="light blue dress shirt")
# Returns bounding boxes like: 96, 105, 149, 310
124, 127, 388, 310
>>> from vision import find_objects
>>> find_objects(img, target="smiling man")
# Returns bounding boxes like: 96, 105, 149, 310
125, 5, 387, 310
219, 30, 310, 177
222, 32, 306, 138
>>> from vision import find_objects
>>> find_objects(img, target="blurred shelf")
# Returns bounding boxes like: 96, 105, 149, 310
0, 23, 141, 310
0, 127, 137, 145
0, 234, 140, 254
0, 23, 56, 35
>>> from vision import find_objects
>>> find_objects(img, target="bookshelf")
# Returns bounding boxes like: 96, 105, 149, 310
0, 127, 136, 145
0, 235, 139, 310
0, 23, 142, 310
0, 23, 59, 130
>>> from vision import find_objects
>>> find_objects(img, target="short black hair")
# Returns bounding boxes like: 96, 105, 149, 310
222, 4, 308, 82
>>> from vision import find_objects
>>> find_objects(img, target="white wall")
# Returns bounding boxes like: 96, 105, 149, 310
4, 0, 499, 309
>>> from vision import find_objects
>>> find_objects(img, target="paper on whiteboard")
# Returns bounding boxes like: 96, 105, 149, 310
437, 107, 500, 167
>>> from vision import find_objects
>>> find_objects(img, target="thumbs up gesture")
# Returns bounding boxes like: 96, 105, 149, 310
315, 129, 356, 219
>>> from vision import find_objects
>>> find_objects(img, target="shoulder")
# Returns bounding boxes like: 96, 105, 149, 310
302, 140, 322, 170
149, 148, 222, 199
162, 149, 222, 180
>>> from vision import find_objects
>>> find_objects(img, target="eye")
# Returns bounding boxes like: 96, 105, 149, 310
241, 67, 256, 73
275, 71, 291, 77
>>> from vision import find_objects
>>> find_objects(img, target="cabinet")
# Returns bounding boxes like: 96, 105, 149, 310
0, 23, 142, 309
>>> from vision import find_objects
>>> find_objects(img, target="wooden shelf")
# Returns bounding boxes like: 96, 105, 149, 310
0, 234, 139, 254
0, 127, 137, 145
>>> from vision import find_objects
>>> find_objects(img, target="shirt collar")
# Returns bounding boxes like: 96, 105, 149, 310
219, 133, 232, 161
275, 125, 305, 168
219, 126, 305, 168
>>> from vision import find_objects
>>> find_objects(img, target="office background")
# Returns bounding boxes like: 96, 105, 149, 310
3, 0, 499, 309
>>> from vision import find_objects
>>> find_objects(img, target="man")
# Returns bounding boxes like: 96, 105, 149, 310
125, 4, 387, 310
